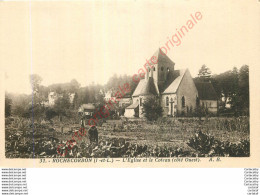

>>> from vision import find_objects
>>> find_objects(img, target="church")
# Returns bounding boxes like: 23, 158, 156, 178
124, 48, 217, 118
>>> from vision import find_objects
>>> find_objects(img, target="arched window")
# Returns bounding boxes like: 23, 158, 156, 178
166, 96, 169, 107
182, 96, 185, 108
196, 96, 200, 106
161, 67, 164, 71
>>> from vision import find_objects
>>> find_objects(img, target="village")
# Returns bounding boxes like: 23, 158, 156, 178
80, 48, 219, 124
5, 49, 250, 158
1, 1, 259, 194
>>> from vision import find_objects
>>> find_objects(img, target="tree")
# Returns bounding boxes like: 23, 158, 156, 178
29, 74, 46, 106
10, 93, 31, 118
45, 108, 57, 121
198, 65, 212, 81
13, 105, 30, 118
238, 65, 249, 115
212, 70, 235, 108
69, 79, 80, 92
72, 92, 79, 109
210, 65, 249, 116
28, 103, 45, 120
30, 74, 42, 95
5, 95, 12, 117
142, 97, 163, 121
105, 74, 138, 95
53, 92, 71, 121
229, 67, 240, 115
29, 74, 46, 119
194, 103, 209, 119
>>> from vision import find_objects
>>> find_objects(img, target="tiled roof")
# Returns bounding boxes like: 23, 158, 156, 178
149, 48, 175, 68
162, 69, 186, 94
125, 101, 139, 109
195, 82, 218, 100
132, 77, 159, 97
80, 103, 95, 110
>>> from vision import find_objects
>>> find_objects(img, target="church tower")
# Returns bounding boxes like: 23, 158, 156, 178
147, 48, 175, 92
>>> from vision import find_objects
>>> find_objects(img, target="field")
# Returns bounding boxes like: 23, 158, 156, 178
5, 117, 250, 158
100, 118, 249, 148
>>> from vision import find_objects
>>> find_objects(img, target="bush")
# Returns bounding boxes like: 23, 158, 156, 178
45, 108, 57, 121
204, 117, 249, 132
6, 129, 249, 158
187, 130, 249, 157
142, 97, 163, 121
5, 95, 12, 117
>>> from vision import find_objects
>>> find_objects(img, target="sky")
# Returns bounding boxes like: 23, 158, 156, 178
0, 0, 259, 94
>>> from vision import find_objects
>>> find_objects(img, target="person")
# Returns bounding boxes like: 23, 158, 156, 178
88, 126, 98, 144
80, 117, 85, 127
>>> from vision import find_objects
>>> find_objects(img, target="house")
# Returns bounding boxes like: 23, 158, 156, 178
195, 82, 218, 114
221, 96, 231, 108
118, 94, 132, 108
47, 92, 75, 107
104, 89, 132, 108
125, 48, 199, 118
48, 92, 58, 106
78, 103, 96, 118
124, 101, 139, 118
69, 93, 75, 104
104, 90, 113, 101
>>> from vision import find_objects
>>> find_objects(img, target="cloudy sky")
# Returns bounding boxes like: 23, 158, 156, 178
0, 0, 259, 94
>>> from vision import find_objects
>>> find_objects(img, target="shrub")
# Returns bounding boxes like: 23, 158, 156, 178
5, 95, 12, 117
45, 108, 57, 121
187, 130, 250, 157
142, 97, 163, 121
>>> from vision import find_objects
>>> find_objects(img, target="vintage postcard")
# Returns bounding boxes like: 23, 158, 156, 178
0, 0, 259, 167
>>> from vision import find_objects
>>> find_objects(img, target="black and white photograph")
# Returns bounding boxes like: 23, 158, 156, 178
0, 0, 259, 167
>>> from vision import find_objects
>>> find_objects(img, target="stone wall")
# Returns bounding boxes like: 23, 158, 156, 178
176, 70, 198, 115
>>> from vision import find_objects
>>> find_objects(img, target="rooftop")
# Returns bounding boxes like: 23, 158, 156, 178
132, 77, 159, 97
195, 82, 218, 100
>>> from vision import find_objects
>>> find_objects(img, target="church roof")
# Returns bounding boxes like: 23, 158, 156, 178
150, 48, 175, 67
125, 101, 139, 109
79, 103, 95, 110
162, 69, 187, 94
195, 82, 218, 100
132, 77, 159, 97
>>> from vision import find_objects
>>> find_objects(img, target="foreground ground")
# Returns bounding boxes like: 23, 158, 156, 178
5, 117, 249, 158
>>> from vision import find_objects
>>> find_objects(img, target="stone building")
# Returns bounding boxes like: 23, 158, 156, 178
78, 103, 96, 118
195, 82, 218, 114
125, 48, 216, 118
